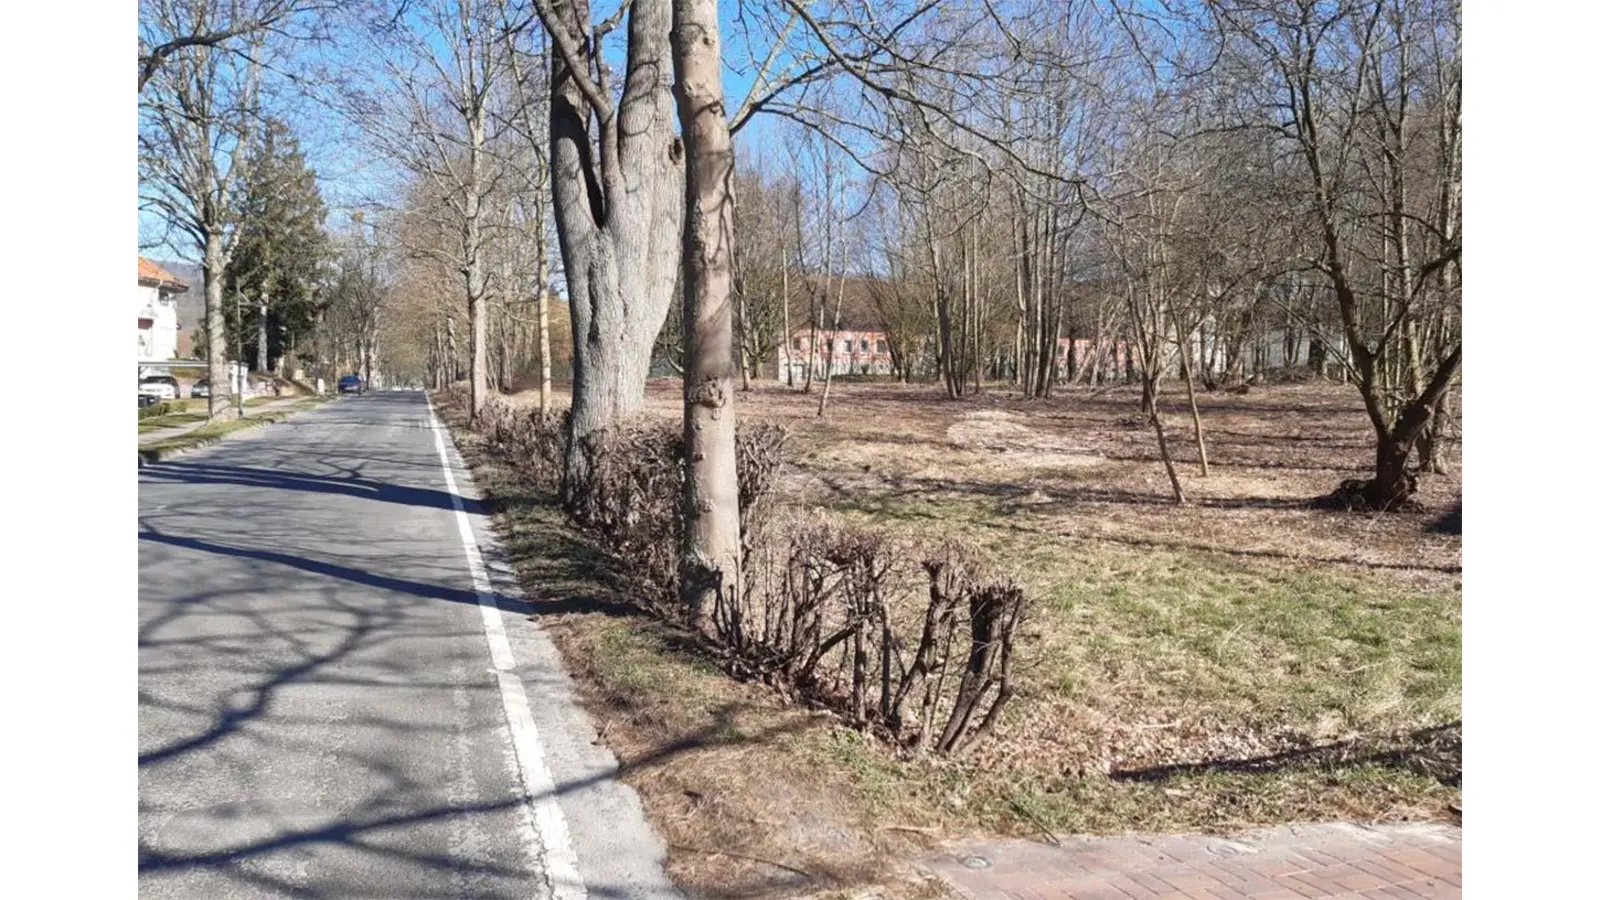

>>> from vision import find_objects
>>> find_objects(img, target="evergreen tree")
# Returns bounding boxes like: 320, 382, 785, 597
224, 117, 329, 374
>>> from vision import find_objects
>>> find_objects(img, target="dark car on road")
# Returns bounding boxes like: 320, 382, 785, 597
338, 375, 362, 394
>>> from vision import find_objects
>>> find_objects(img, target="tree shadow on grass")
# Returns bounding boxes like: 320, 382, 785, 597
1427, 501, 1462, 535
1109, 721, 1462, 788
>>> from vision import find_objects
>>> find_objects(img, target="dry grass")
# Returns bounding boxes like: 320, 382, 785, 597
137, 396, 331, 463
454, 376, 1461, 898
445, 420, 954, 899
138, 411, 208, 432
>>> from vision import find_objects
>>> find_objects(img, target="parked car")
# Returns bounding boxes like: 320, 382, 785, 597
337, 375, 362, 394
139, 393, 162, 409
139, 376, 179, 400
190, 379, 211, 399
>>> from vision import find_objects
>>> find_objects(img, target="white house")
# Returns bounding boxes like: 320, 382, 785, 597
138, 257, 188, 362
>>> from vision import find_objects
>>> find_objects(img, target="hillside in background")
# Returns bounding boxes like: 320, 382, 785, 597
153, 261, 205, 357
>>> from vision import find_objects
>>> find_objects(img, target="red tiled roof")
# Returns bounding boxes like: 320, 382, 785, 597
138, 257, 190, 291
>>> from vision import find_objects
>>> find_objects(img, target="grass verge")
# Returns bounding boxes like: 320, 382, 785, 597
436, 389, 1460, 898
138, 412, 208, 432
137, 396, 329, 464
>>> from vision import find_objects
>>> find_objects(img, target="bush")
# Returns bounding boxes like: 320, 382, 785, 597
728, 520, 1028, 756
139, 401, 177, 420
443, 388, 1029, 756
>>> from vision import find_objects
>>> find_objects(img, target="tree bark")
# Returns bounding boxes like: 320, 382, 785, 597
672, 0, 741, 638
782, 249, 794, 387
466, 110, 489, 421
546, 0, 684, 495
256, 297, 268, 374
204, 229, 231, 420
1150, 394, 1186, 506
816, 271, 845, 416
1179, 335, 1209, 477
537, 257, 553, 415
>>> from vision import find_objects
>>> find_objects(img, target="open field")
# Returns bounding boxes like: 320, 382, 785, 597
448, 377, 1461, 898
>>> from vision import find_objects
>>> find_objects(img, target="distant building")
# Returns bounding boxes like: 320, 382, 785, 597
154, 260, 207, 358
774, 276, 899, 381
138, 258, 189, 362
778, 330, 895, 380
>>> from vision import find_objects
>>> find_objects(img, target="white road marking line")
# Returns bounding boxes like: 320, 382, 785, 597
426, 397, 587, 900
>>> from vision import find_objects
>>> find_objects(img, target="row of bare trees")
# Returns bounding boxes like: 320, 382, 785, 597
142, 0, 1461, 649
692, 0, 1459, 510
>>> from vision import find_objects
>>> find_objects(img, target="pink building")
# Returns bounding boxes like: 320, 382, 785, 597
1052, 337, 1138, 379
777, 329, 894, 381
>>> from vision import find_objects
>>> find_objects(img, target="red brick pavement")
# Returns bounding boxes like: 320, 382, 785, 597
923, 823, 1461, 900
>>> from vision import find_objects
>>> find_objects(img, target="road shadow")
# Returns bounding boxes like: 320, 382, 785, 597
140, 390, 715, 896
139, 523, 757, 897
140, 459, 486, 514
141, 693, 805, 898
137, 527, 530, 629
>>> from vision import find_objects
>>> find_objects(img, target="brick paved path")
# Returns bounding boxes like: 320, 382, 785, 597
924, 822, 1460, 899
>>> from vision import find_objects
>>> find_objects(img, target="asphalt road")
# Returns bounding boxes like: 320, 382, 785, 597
139, 391, 679, 899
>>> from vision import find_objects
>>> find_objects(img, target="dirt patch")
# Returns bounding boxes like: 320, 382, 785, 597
945, 410, 1104, 473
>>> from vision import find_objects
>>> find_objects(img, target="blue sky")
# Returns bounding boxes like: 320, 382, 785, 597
141, 3, 808, 264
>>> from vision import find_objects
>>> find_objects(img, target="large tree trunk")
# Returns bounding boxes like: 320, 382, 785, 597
204, 230, 231, 421
1418, 380, 1451, 474
737, 279, 751, 392
256, 297, 268, 374
445, 315, 459, 384
1355, 345, 1461, 509
547, 0, 684, 495
1365, 433, 1415, 511
816, 273, 845, 417
537, 257, 553, 415
1179, 337, 1210, 477
672, 0, 741, 638
466, 114, 489, 421
782, 251, 794, 387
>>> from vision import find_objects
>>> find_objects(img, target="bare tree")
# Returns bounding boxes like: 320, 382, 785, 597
138, 0, 327, 92
499, 10, 557, 413
519, 0, 685, 494
727, 166, 797, 387
323, 217, 389, 389
140, 0, 268, 420
671, 0, 742, 636
1205, 0, 1461, 508
341, 0, 512, 420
